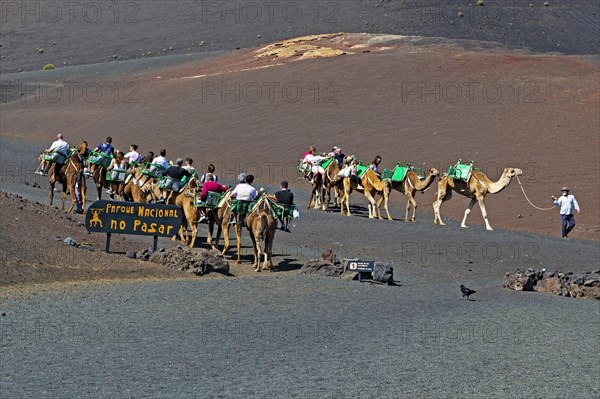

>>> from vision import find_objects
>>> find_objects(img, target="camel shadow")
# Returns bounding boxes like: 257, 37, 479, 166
272, 257, 303, 272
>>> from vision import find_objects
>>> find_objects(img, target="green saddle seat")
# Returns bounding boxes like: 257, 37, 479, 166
106, 169, 127, 183
230, 199, 256, 216
140, 162, 167, 178
355, 164, 369, 179
448, 160, 474, 182
42, 150, 68, 164
195, 191, 224, 208
88, 150, 113, 168
158, 175, 188, 192
320, 158, 333, 170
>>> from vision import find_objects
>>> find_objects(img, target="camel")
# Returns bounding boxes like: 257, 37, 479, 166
322, 155, 355, 212
340, 168, 391, 220
91, 166, 109, 201
206, 191, 234, 252
306, 172, 324, 210
432, 167, 523, 230
171, 178, 203, 247
48, 142, 87, 213
384, 168, 440, 222
245, 195, 277, 271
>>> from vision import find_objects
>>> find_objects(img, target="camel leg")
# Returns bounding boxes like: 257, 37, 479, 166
235, 224, 242, 264
81, 178, 86, 211
307, 187, 315, 210
49, 182, 54, 206
477, 196, 493, 231
189, 223, 198, 248
383, 187, 392, 221
461, 199, 477, 228
364, 191, 377, 219
374, 193, 384, 220
433, 181, 450, 226
61, 187, 67, 211
250, 233, 260, 271
407, 192, 417, 222
221, 222, 231, 256
264, 233, 274, 270
67, 180, 77, 213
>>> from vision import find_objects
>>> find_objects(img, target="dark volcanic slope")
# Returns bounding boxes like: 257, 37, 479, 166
1, 0, 598, 73
2, 34, 598, 239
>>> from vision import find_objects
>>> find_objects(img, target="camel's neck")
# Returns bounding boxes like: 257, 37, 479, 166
487, 172, 513, 194
413, 172, 436, 191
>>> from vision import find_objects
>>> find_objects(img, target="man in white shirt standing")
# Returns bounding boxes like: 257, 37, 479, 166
551, 187, 581, 239
37, 133, 69, 175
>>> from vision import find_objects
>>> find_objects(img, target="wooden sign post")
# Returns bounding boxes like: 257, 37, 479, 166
85, 200, 183, 253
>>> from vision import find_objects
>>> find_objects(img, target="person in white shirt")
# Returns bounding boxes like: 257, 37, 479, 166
231, 173, 257, 225
124, 144, 142, 165
182, 158, 197, 176
303, 147, 328, 184
150, 148, 169, 175
551, 187, 581, 239
37, 133, 69, 175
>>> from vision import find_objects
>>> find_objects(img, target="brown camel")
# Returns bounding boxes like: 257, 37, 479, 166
384, 168, 440, 222
433, 167, 523, 230
322, 155, 355, 212
340, 168, 391, 220
245, 194, 278, 271
48, 142, 87, 213
91, 166, 110, 201
171, 178, 202, 247
206, 191, 234, 253
306, 172, 324, 210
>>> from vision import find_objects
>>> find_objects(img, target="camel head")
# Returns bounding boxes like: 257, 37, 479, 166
504, 168, 523, 178
343, 154, 355, 165
428, 168, 440, 177
78, 142, 88, 155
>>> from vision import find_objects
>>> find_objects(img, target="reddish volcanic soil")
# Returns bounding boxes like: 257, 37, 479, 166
1, 33, 598, 239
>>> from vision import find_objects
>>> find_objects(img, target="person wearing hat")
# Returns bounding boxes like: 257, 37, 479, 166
551, 187, 581, 239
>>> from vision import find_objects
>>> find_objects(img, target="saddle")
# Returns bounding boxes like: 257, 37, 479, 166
195, 190, 228, 209
448, 159, 476, 182
42, 150, 68, 165
158, 175, 188, 193
140, 162, 167, 178
106, 168, 127, 183
87, 150, 113, 168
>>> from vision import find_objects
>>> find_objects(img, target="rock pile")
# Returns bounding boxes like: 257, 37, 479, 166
150, 246, 230, 276
300, 257, 397, 285
504, 268, 600, 300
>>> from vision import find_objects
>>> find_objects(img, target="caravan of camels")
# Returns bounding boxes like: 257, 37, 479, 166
38, 136, 524, 270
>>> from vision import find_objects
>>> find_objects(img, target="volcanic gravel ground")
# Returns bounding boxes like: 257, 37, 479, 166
1, 277, 599, 398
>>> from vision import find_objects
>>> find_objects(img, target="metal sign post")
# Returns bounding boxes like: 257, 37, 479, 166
346, 259, 375, 282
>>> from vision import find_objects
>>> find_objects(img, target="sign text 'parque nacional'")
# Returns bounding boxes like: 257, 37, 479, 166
85, 200, 183, 237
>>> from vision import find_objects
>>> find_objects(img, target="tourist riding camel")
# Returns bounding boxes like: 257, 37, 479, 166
37, 133, 70, 176
433, 166, 523, 230
48, 142, 87, 213
245, 193, 278, 271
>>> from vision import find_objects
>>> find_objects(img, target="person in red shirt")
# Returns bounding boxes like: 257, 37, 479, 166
198, 173, 228, 223
200, 173, 228, 201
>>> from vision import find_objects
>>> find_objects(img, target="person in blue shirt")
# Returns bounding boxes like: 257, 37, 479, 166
95, 136, 114, 155
551, 187, 581, 239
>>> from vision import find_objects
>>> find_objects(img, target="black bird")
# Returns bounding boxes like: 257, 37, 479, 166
460, 284, 476, 300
